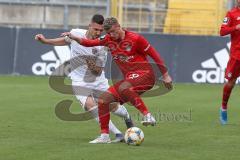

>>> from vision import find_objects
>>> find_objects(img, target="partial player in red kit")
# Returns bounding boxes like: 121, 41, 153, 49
219, 0, 240, 125
62, 17, 172, 143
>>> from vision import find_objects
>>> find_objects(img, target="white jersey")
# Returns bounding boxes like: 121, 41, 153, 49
69, 29, 108, 83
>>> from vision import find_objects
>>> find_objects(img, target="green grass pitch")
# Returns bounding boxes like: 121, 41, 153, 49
0, 76, 240, 160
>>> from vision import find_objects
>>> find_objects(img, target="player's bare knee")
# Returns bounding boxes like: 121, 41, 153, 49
109, 102, 119, 112
98, 98, 110, 108
97, 98, 104, 106
98, 92, 115, 106
84, 96, 96, 111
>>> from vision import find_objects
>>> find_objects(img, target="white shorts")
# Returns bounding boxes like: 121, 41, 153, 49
72, 79, 109, 108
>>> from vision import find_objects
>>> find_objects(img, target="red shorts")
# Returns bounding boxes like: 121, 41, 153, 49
108, 70, 155, 104
225, 57, 240, 80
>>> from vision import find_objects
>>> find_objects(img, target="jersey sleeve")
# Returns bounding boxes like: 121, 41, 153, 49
137, 35, 168, 75
220, 11, 236, 36
80, 35, 108, 47
66, 29, 84, 44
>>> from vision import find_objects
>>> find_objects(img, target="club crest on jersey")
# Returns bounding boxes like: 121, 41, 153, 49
92, 48, 98, 55
223, 17, 229, 24
125, 45, 132, 51
227, 72, 232, 78
99, 35, 105, 40
120, 40, 133, 52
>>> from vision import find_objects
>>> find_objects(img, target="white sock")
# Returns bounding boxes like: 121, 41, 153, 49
88, 106, 121, 135
112, 105, 130, 119
88, 106, 99, 120
221, 108, 227, 111
101, 133, 110, 139
95, 117, 121, 135
109, 120, 122, 135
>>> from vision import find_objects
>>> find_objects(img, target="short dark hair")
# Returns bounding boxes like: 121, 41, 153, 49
91, 14, 104, 25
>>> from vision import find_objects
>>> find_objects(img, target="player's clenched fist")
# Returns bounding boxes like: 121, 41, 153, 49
35, 34, 46, 43
162, 73, 173, 90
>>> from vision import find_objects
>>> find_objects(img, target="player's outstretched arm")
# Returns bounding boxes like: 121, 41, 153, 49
162, 72, 173, 90
35, 34, 67, 46
61, 32, 105, 47
148, 47, 173, 90
61, 32, 81, 44
137, 35, 173, 90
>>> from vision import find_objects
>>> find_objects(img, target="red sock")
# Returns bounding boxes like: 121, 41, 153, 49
98, 100, 110, 134
121, 88, 149, 115
222, 83, 233, 110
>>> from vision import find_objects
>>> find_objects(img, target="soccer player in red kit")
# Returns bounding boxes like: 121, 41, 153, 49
62, 17, 172, 143
219, 0, 240, 125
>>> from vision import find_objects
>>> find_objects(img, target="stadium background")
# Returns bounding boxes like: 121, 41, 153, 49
1, 1, 240, 160
0, 0, 235, 83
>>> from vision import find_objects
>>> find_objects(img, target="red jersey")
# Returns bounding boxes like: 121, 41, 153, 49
80, 30, 167, 77
220, 7, 240, 60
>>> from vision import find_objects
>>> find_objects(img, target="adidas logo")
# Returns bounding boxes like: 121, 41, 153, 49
32, 46, 71, 76
192, 42, 240, 83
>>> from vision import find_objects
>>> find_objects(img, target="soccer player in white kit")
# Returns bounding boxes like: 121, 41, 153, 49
35, 14, 133, 143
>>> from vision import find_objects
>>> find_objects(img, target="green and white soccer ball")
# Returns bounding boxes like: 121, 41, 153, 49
124, 127, 144, 146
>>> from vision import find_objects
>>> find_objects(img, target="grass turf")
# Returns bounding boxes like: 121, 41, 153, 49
0, 76, 240, 160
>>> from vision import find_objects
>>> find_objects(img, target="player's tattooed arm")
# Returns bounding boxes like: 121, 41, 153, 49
35, 34, 67, 46
61, 32, 82, 44
85, 58, 103, 76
